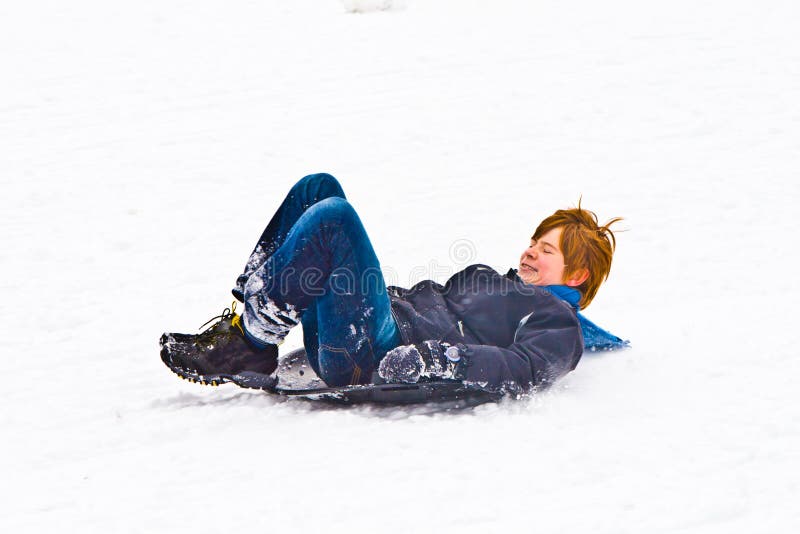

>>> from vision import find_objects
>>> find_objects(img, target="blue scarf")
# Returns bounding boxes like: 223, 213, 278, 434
541, 285, 630, 352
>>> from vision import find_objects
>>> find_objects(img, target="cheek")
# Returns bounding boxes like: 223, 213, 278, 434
542, 258, 563, 278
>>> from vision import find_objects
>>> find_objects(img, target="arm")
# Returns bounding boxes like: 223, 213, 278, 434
380, 297, 583, 394
458, 304, 583, 393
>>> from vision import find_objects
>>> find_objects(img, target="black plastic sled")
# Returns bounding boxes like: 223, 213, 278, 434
266, 348, 501, 406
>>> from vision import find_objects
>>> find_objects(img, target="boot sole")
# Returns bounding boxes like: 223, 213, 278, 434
159, 335, 278, 392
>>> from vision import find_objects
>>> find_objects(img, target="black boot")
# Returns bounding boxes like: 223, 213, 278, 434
160, 303, 278, 391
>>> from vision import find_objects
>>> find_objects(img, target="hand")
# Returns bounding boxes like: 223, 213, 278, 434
378, 341, 463, 383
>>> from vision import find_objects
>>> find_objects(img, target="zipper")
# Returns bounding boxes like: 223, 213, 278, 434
514, 312, 533, 343
389, 307, 410, 344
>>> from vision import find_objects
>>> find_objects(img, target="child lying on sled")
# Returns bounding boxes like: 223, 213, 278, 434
160, 173, 623, 394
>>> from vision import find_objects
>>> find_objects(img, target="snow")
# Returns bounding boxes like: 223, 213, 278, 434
3, 0, 799, 531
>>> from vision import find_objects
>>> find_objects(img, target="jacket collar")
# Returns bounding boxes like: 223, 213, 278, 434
539, 285, 581, 309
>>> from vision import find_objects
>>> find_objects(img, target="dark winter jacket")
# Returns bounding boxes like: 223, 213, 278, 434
387, 264, 583, 393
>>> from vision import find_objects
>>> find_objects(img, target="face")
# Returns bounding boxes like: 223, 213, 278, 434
518, 227, 567, 286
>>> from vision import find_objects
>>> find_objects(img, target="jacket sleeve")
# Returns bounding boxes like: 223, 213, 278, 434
454, 298, 583, 394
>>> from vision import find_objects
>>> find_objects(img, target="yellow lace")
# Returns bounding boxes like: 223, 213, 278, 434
198, 301, 244, 335
230, 302, 245, 335
197, 300, 282, 346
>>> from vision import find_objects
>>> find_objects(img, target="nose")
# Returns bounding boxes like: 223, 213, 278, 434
525, 246, 537, 259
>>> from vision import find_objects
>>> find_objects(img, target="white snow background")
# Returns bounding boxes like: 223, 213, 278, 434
2, 0, 799, 532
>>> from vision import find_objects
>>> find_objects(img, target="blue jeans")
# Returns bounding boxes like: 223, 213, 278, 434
236, 173, 401, 386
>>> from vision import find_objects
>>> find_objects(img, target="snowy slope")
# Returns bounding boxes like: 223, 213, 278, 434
3, 0, 799, 532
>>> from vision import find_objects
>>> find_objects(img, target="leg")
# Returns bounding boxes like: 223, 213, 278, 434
233, 173, 346, 301
243, 197, 400, 386
299, 265, 400, 386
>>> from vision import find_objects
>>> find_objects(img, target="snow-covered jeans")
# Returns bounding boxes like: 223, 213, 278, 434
236, 173, 402, 386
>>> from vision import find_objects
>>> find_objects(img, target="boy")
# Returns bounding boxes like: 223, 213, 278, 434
160, 173, 621, 394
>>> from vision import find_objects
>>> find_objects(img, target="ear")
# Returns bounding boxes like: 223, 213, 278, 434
564, 268, 589, 287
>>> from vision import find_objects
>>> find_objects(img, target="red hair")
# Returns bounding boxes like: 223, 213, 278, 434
533, 201, 622, 309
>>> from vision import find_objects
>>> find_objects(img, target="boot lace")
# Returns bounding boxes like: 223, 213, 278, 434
197, 301, 246, 338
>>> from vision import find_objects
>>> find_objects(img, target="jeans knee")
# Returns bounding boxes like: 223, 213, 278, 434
295, 172, 345, 199
305, 196, 357, 226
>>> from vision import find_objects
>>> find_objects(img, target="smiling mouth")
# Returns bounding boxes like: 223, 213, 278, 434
520, 263, 538, 273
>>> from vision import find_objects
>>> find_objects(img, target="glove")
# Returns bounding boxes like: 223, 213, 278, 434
378, 341, 464, 383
